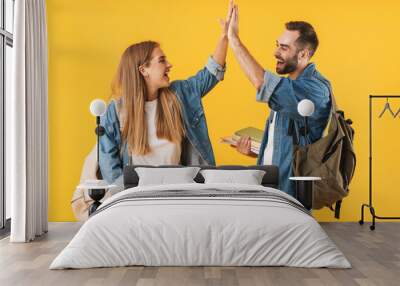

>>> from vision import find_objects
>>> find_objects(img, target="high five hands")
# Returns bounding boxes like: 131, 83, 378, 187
219, 0, 234, 38
227, 1, 239, 41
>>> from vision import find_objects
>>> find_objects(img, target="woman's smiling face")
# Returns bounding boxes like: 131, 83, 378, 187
140, 47, 173, 89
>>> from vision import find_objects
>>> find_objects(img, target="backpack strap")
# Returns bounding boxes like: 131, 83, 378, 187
334, 200, 342, 219
318, 82, 347, 219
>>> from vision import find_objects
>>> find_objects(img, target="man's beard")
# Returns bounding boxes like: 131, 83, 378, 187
276, 53, 299, 75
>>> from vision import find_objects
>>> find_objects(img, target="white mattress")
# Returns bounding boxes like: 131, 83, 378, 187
50, 183, 351, 269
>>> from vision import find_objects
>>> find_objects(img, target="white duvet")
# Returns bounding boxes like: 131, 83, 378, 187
50, 183, 351, 269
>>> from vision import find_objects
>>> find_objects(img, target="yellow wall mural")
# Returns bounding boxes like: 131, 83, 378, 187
46, 0, 400, 221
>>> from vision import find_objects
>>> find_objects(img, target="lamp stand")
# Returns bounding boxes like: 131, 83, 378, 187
88, 116, 106, 215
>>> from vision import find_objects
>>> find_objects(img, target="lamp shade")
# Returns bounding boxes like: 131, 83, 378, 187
90, 99, 106, 117
297, 99, 315, 117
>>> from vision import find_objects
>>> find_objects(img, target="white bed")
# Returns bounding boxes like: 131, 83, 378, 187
50, 183, 351, 269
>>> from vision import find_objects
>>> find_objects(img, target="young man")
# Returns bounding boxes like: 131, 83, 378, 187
227, 4, 331, 196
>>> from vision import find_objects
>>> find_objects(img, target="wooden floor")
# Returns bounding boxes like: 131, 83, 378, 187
0, 222, 399, 286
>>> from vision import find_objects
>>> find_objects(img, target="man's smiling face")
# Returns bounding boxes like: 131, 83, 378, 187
274, 30, 302, 75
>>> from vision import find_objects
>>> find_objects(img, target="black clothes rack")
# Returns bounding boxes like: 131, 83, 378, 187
359, 95, 400, 230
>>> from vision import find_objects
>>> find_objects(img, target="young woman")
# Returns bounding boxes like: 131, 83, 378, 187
99, 3, 234, 186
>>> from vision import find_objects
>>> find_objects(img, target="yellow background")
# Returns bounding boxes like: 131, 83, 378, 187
46, 0, 400, 221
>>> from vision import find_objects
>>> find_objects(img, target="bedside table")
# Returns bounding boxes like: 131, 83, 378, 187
289, 177, 321, 210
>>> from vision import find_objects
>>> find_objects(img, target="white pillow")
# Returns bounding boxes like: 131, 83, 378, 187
200, 169, 266, 185
135, 167, 201, 186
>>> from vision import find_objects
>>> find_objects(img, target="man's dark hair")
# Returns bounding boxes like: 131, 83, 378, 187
285, 21, 319, 58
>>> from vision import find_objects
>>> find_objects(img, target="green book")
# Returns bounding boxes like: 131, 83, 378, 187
234, 127, 264, 143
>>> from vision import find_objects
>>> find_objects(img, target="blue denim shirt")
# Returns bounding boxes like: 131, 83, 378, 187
99, 57, 225, 185
256, 63, 331, 196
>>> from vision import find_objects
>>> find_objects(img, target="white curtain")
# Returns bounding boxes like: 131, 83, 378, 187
9, 0, 48, 242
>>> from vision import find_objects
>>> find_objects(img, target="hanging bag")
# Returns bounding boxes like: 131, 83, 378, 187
291, 89, 356, 218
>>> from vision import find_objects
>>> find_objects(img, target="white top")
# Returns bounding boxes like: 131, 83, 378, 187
263, 112, 276, 165
130, 99, 181, 165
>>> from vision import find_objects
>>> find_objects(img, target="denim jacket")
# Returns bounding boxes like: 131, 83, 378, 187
256, 63, 331, 196
99, 57, 225, 186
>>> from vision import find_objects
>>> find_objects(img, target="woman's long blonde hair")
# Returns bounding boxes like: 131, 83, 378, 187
111, 41, 184, 155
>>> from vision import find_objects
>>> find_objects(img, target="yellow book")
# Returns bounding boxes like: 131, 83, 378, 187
234, 127, 264, 143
